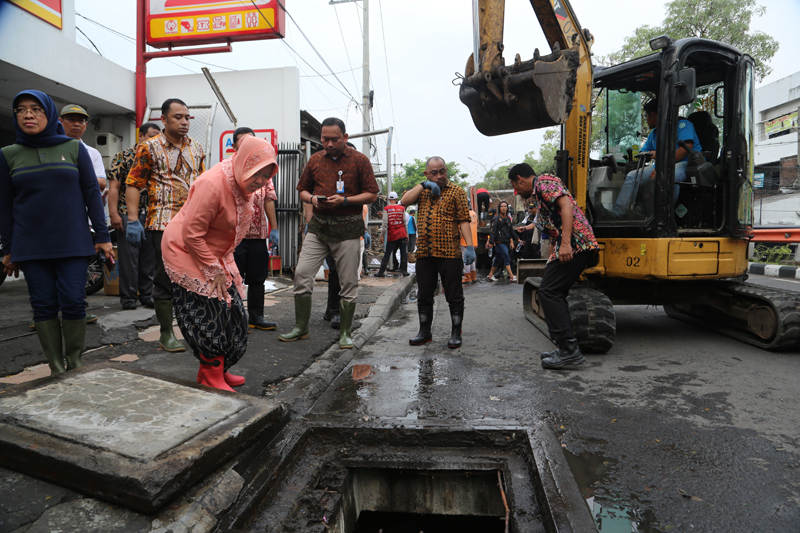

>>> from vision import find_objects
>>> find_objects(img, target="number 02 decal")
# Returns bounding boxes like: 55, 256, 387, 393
626, 257, 640, 267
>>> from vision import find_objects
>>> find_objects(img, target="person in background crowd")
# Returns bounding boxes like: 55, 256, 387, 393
280, 118, 378, 349
401, 156, 474, 349
476, 187, 491, 222
375, 191, 409, 277
126, 98, 205, 353
59, 103, 108, 326
60, 104, 107, 191
461, 199, 478, 284
486, 201, 520, 282
406, 206, 417, 259
508, 162, 599, 370
515, 203, 541, 260
108, 122, 161, 310
231, 127, 281, 330
0, 90, 113, 375
162, 136, 278, 391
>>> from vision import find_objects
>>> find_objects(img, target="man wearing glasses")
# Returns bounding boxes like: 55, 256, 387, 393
401, 157, 474, 349
60, 105, 106, 191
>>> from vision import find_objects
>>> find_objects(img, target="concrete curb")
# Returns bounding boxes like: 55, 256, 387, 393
276, 274, 416, 414
748, 262, 800, 279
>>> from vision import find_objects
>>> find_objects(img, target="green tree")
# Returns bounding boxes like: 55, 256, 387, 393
606, 0, 777, 81
473, 164, 513, 190
524, 128, 559, 175
385, 158, 469, 196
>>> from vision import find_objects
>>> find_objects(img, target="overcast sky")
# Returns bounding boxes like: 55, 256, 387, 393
74, 0, 800, 182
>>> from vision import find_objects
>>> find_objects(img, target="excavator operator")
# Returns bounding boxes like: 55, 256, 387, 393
612, 99, 702, 217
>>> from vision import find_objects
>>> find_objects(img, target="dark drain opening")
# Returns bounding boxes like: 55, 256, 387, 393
353, 511, 505, 532
339, 468, 507, 533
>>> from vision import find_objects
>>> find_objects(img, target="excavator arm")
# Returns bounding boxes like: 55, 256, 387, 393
460, 0, 594, 207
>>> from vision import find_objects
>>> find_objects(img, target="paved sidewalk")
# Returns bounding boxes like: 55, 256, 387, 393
0, 271, 417, 532
0, 273, 414, 395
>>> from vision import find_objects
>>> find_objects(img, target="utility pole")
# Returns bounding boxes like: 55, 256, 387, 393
329, 0, 372, 155
362, 0, 370, 156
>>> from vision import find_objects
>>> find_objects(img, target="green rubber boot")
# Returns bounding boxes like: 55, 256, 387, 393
62, 318, 86, 371
35, 318, 65, 376
338, 301, 356, 349
154, 300, 185, 352
279, 295, 312, 342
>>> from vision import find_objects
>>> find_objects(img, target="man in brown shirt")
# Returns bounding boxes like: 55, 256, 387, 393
401, 157, 474, 349
279, 118, 378, 349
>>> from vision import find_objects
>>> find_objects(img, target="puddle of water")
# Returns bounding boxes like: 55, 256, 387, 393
563, 448, 663, 533
316, 358, 421, 418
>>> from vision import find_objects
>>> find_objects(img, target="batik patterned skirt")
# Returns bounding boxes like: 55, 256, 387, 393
171, 283, 248, 371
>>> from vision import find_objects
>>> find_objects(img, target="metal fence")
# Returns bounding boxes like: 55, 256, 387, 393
274, 143, 305, 269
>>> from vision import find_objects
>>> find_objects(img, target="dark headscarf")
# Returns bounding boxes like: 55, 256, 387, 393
12, 90, 73, 148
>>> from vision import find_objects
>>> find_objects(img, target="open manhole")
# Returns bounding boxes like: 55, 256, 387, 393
218, 422, 594, 532
343, 468, 507, 532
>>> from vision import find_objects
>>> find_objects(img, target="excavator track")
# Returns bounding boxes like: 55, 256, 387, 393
663, 282, 800, 351
523, 278, 616, 353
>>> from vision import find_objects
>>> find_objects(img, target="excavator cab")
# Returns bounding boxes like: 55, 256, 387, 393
587, 39, 755, 242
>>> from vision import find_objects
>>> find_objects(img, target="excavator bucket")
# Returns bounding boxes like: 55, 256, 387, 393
459, 47, 580, 136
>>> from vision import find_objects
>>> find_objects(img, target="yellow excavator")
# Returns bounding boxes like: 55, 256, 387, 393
460, 0, 800, 351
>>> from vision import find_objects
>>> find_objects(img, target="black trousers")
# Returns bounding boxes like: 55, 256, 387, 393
380, 238, 408, 273
538, 251, 595, 342
148, 231, 172, 301
233, 238, 270, 286
416, 257, 464, 311
327, 254, 341, 315
118, 213, 155, 305
520, 229, 541, 259
476, 192, 490, 221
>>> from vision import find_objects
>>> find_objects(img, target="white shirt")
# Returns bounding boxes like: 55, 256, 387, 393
81, 141, 107, 227
81, 141, 106, 181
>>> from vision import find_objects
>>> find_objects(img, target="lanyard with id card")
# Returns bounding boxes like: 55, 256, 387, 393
336, 170, 345, 194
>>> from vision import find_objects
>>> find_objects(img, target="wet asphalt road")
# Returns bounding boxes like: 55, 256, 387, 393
313, 273, 800, 532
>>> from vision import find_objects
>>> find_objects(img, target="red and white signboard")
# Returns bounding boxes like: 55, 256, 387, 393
219, 129, 278, 162
8, 0, 62, 29
146, 0, 285, 48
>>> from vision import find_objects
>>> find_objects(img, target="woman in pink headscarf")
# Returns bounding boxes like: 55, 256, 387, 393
162, 136, 278, 392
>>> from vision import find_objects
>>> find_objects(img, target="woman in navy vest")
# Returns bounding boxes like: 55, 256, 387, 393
0, 90, 112, 375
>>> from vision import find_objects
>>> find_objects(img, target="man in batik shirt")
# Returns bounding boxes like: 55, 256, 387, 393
108, 122, 160, 310
401, 157, 475, 349
508, 163, 599, 369
125, 98, 205, 352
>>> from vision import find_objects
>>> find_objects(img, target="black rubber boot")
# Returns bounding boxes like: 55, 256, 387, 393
409, 304, 433, 346
447, 305, 463, 349
248, 284, 277, 330
541, 338, 585, 369
540, 346, 559, 360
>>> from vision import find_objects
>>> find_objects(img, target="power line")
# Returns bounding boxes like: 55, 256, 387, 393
300, 66, 361, 78
76, 26, 103, 56
377, 0, 400, 159
248, 0, 360, 107
75, 11, 235, 71
333, 3, 362, 98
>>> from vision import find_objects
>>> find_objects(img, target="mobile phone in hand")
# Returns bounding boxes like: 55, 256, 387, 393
316, 195, 328, 202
